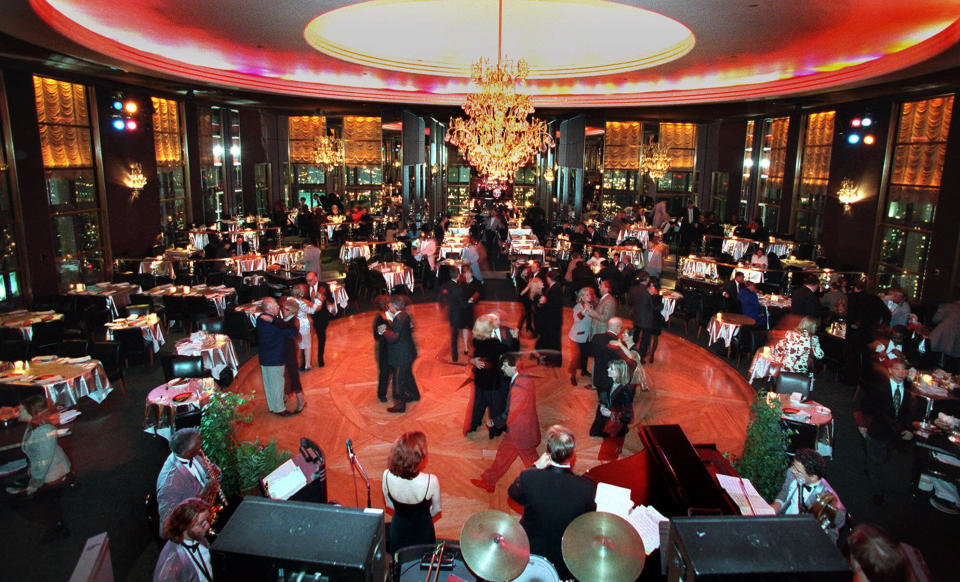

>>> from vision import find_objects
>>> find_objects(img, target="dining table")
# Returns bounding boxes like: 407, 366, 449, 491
266, 247, 303, 269
139, 257, 176, 279
721, 236, 753, 261
767, 238, 796, 258
339, 241, 373, 262
0, 355, 112, 407
143, 376, 217, 435
678, 256, 720, 281
660, 291, 683, 322
734, 265, 765, 284
175, 333, 239, 379
617, 226, 660, 246
370, 262, 414, 293
707, 312, 755, 356
105, 313, 166, 353
68, 282, 141, 318
748, 347, 781, 383
778, 393, 835, 457
148, 284, 237, 317
0, 310, 64, 340
187, 227, 215, 250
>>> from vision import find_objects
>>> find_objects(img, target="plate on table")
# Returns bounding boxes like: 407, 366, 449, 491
34, 374, 59, 381
172, 393, 193, 403
782, 407, 800, 415
0, 371, 24, 380
32, 355, 56, 363
168, 378, 189, 386
41, 315, 57, 321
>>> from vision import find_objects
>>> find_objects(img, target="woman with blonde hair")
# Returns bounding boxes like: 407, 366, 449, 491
589, 360, 637, 437
771, 316, 824, 374
466, 314, 512, 437
382, 431, 441, 552
289, 284, 318, 370
568, 287, 596, 385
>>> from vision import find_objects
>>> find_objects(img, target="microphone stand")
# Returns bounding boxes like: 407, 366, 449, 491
349, 451, 372, 508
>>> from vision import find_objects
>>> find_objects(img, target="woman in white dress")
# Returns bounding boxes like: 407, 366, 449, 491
289, 284, 320, 370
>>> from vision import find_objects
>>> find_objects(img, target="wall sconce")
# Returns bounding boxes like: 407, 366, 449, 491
124, 163, 147, 199
836, 178, 859, 213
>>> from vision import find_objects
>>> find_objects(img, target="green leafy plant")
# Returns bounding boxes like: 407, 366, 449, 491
199, 391, 290, 497
731, 393, 791, 501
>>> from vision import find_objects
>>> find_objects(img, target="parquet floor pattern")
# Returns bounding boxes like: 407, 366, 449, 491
233, 301, 754, 540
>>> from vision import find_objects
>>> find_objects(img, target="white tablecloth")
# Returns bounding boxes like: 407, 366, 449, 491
68, 283, 141, 318
734, 267, 765, 284
188, 230, 211, 250
106, 315, 166, 353
0, 356, 112, 407
767, 241, 795, 258
0, 311, 63, 340
661, 292, 682, 322
339, 244, 372, 261
708, 318, 743, 348
618, 227, 660, 246
175, 334, 238, 379
371, 264, 414, 293
680, 257, 719, 280
232, 255, 267, 274
148, 285, 236, 317
722, 237, 752, 261
748, 351, 781, 383
266, 248, 303, 268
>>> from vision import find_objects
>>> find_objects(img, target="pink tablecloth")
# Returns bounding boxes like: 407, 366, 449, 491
175, 334, 238, 378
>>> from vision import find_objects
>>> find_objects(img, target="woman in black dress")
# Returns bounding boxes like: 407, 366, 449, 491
466, 315, 512, 437
644, 278, 665, 363
458, 268, 482, 355
589, 360, 636, 437
381, 431, 441, 552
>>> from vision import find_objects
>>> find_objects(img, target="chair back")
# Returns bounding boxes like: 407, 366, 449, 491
161, 354, 207, 381
59, 339, 89, 358
112, 327, 148, 360
125, 304, 152, 317
775, 372, 814, 399
54, 294, 78, 315
88, 341, 122, 379
200, 318, 225, 334
31, 320, 65, 352
0, 327, 25, 343
0, 339, 31, 361
138, 273, 157, 290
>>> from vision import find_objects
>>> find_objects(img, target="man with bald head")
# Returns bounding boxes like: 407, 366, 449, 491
256, 297, 298, 415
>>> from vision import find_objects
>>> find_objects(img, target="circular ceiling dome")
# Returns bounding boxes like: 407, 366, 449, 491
304, 0, 695, 79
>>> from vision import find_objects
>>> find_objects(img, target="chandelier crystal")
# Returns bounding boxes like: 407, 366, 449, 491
836, 178, 859, 212
313, 129, 344, 170
640, 142, 672, 182
124, 163, 147, 198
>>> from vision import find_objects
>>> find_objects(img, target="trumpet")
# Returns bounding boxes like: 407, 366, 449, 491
199, 448, 227, 530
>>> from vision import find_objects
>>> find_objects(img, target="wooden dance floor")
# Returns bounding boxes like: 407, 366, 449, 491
232, 301, 754, 540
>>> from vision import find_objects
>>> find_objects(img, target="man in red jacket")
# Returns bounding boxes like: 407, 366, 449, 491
471, 354, 541, 492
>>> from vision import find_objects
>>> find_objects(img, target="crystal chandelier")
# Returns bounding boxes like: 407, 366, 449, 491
313, 129, 344, 170
836, 178, 859, 212
640, 142, 672, 182
445, 0, 553, 185
124, 163, 147, 198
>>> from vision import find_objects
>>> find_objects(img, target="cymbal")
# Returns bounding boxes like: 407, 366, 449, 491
459, 510, 530, 582
562, 512, 646, 582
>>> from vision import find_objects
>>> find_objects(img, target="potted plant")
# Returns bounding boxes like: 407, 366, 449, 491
199, 391, 290, 497
731, 392, 791, 501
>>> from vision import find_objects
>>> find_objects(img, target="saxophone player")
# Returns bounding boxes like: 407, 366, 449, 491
156, 429, 221, 531
771, 448, 846, 542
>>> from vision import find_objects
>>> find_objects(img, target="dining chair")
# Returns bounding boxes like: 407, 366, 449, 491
88, 341, 124, 395
112, 327, 152, 370
30, 320, 65, 356
58, 338, 89, 359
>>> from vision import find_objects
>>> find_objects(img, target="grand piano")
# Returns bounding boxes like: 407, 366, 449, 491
584, 423, 739, 518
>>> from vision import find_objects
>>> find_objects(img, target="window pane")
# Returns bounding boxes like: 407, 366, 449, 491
878, 227, 930, 273
796, 211, 823, 242
0, 167, 11, 217
0, 225, 19, 270
876, 265, 921, 299
158, 167, 185, 200
56, 252, 103, 287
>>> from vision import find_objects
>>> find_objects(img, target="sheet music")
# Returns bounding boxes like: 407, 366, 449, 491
595, 482, 669, 555
262, 458, 306, 500
716, 474, 776, 516
594, 482, 634, 515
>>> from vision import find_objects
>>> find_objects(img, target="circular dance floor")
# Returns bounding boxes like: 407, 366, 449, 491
233, 301, 754, 539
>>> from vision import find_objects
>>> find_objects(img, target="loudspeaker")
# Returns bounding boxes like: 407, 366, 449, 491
211, 498, 388, 582
402, 111, 425, 166
663, 516, 851, 581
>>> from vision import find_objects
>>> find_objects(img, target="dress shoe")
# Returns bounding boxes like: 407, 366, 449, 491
407, 394, 421, 402
317, 360, 325, 367
387, 403, 406, 413
570, 374, 577, 386
470, 478, 495, 493
294, 400, 307, 414
378, 396, 388, 403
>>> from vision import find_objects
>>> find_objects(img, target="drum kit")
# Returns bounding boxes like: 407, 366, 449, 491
393, 509, 646, 582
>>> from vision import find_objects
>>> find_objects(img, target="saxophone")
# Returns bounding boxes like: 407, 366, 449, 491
199, 448, 227, 531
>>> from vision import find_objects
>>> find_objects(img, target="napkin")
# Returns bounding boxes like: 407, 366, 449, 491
34, 310, 55, 315
65, 356, 92, 364
31, 355, 57, 363
937, 413, 959, 429
34, 374, 64, 385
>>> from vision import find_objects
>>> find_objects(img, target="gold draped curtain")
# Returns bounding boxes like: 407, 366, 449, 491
891, 95, 954, 188
604, 122, 641, 170
151, 97, 182, 165
288, 116, 327, 163
197, 108, 216, 166
764, 117, 790, 186
33, 76, 92, 168
800, 111, 835, 183
343, 116, 382, 166
659, 122, 697, 170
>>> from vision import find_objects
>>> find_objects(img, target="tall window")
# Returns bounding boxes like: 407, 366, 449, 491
794, 111, 835, 242
0, 77, 24, 306
33, 75, 106, 287
756, 116, 790, 232
657, 122, 696, 197
198, 106, 225, 223
287, 115, 327, 209
739, 120, 756, 220
875, 95, 955, 299
226, 108, 242, 216
343, 116, 383, 210
152, 97, 187, 244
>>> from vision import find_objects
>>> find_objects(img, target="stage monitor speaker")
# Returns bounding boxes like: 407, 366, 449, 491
212, 497, 388, 582
663, 516, 851, 581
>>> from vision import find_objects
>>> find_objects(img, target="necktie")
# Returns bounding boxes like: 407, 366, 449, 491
894, 384, 902, 416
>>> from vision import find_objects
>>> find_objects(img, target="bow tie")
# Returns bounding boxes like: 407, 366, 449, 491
180, 458, 193, 468
182, 541, 200, 552
801, 483, 814, 494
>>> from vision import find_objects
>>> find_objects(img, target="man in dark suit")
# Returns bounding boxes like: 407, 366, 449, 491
628, 274, 654, 345
379, 296, 420, 412
438, 266, 465, 362
507, 425, 596, 579
790, 274, 822, 321
855, 358, 915, 505
679, 200, 701, 251
472, 354, 541, 492
535, 269, 564, 367
372, 300, 393, 403
721, 271, 745, 313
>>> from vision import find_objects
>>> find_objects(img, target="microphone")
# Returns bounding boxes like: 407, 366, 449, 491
345, 437, 372, 508
346, 439, 355, 462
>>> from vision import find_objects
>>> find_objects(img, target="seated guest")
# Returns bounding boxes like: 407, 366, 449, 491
884, 287, 912, 328
156, 429, 220, 529
153, 498, 212, 582
820, 275, 848, 312
508, 425, 596, 580
790, 274, 822, 321
872, 325, 907, 363
721, 271, 746, 313
563, 251, 584, 283
929, 297, 960, 374
770, 316, 824, 374
738, 280, 767, 328
749, 246, 768, 268
771, 448, 846, 542
382, 431, 441, 552
4, 395, 75, 542
585, 249, 605, 269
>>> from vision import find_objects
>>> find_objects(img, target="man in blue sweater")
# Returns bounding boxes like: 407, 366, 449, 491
256, 297, 298, 416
